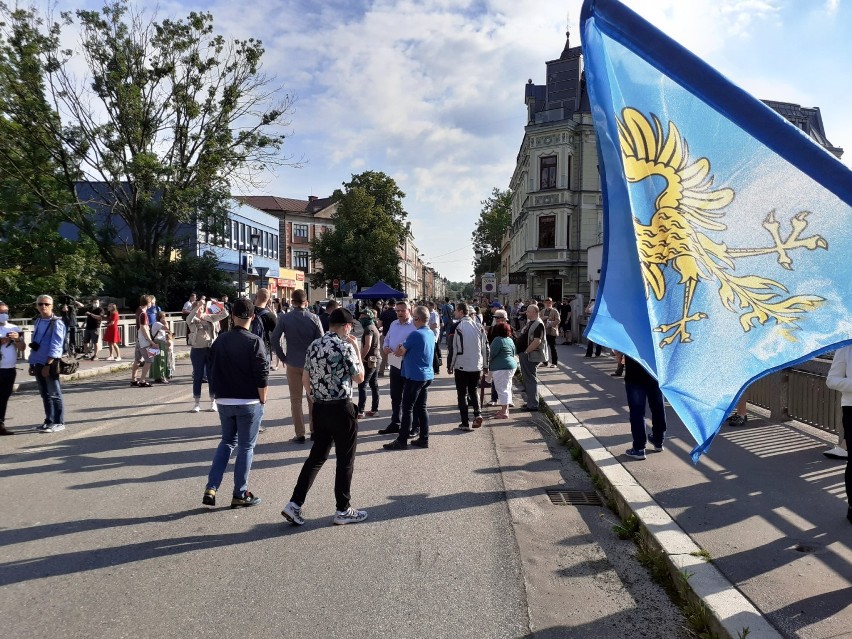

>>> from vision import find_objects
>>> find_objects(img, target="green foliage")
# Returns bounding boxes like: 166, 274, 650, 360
446, 280, 474, 299
613, 513, 640, 540
690, 548, 712, 562
310, 171, 409, 291
105, 251, 234, 311
0, 0, 295, 291
471, 187, 512, 276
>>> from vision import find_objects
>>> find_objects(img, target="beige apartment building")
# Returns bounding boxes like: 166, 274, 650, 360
507, 31, 602, 303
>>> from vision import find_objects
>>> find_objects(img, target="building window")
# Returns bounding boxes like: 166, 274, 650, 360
239, 223, 246, 248
539, 215, 555, 249
293, 223, 309, 245
566, 214, 572, 250
294, 250, 309, 271
540, 156, 557, 190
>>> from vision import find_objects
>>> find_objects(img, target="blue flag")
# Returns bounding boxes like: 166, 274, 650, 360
580, 0, 852, 461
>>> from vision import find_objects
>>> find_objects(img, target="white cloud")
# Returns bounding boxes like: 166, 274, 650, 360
42, 0, 851, 283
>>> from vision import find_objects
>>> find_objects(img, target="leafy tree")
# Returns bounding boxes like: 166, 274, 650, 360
0, 1, 296, 292
446, 280, 474, 299
471, 187, 512, 276
0, 14, 104, 315
310, 171, 410, 292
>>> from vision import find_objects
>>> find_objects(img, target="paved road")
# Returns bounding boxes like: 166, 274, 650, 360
540, 345, 852, 639
2, 357, 688, 638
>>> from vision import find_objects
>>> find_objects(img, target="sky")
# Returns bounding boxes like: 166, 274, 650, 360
48, 0, 852, 283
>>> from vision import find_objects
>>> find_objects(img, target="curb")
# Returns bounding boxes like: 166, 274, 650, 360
536, 381, 782, 639
12, 351, 191, 392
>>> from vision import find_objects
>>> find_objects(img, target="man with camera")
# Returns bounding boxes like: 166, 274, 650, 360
0, 300, 25, 435
28, 295, 67, 433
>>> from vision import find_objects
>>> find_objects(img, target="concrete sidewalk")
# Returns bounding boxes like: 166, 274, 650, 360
11, 343, 192, 391
536, 343, 851, 639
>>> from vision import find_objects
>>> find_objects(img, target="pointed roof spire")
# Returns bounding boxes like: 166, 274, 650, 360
560, 10, 571, 59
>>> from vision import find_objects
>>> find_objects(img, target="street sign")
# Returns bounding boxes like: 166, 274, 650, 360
481, 273, 497, 295
333, 278, 340, 290
349, 281, 358, 294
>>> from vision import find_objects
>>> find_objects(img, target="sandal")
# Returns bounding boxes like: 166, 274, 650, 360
138, 381, 153, 388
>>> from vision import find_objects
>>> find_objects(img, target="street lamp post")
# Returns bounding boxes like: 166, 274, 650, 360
238, 232, 261, 297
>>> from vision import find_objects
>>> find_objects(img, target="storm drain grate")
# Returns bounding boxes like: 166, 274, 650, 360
546, 489, 603, 506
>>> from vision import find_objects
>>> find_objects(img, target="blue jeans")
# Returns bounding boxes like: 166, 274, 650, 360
190, 347, 211, 399
206, 402, 264, 497
357, 364, 379, 413
625, 379, 667, 450
34, 364, 64, 425
399, 379, 431, 440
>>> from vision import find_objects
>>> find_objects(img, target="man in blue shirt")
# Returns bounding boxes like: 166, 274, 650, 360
28, 295, 67, 433
383, 305, 435, 450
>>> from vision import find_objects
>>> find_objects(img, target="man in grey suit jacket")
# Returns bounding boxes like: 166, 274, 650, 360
270, 289, 323, 443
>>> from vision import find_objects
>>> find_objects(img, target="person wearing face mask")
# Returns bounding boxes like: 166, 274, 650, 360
82, 298, 105, 360
356, 308, 381, 419
187, 296, 230, 413
0, 301, 25, 435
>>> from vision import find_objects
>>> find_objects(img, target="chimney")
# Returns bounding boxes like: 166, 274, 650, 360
308, 195, 318, 202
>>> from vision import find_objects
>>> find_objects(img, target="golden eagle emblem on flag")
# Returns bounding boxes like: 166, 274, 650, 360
617, 107, 828, 347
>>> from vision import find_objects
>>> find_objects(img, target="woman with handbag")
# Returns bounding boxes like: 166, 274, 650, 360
150, 311, 173, 384
357, 308, 381, 418
489, 322, 517, 419
187, 298, 230, 413
28, 295, 67, 433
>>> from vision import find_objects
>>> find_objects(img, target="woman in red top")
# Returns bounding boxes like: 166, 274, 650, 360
104, 303, 121, 361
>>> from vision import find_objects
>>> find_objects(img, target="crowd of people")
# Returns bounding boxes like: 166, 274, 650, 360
0, 287, 848, 527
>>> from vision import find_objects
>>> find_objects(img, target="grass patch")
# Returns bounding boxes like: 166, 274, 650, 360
612, 513, 640, 540
682, 598, 719, 639
689, 548, 712, 562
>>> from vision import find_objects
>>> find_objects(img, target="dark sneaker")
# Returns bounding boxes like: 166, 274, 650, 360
457, 423, 472, 431
410, 438, 429, 448
625, 448, 646, 460
646, 432, 664, 452
290, 435, 306, 444
332, 507, 368, 525
0, 425, 13, 436
407, 429, 420, 439
365, 410, 379, 417
202, 488, 216, 506
230, 491, 261, 508
383, 439, 407, 450
282, 501, 305, 525
378, 424, 400, 435
726, 414, 748, 427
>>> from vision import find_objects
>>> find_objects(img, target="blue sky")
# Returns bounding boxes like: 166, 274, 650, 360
50, 0, 851, 283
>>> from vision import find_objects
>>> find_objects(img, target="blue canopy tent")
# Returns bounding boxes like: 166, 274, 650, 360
353, 281, 407, 300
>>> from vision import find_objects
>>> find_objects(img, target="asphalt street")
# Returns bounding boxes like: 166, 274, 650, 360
1, 355, 688, 639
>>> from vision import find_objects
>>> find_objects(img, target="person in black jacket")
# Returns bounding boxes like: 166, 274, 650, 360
201, 298, 270, 509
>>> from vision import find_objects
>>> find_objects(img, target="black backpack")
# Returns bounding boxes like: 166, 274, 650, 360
250, 307, 273, 355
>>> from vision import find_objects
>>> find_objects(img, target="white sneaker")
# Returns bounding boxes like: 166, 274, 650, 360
823, 446, 848, 460
208, 401, 217, 412
43, 423, 65, 433
333, 507, 368, 525
106, 357, 115, 361
282, 501, 305, 525
114, 357, 122, 362
191, 403, 201, 413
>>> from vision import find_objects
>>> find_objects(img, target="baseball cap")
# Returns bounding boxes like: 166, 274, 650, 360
489, 301, 502, 308
329, 307, 355, 325
232, 298, 253, 319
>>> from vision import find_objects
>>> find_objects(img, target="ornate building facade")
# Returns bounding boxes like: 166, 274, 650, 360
507, 31, 601, 302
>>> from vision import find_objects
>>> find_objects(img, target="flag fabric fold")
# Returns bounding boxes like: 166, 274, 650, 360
580, 0, 852, 460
